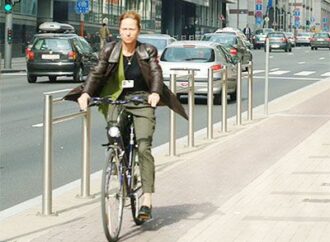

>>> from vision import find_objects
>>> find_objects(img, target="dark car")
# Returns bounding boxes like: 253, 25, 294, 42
26, 22, 98, 83
201, 32, 252, 68
310, 32, 330, 50
265, 31, 292, 52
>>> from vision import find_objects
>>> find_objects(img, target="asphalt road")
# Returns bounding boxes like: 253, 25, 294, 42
0, 46, 329, 211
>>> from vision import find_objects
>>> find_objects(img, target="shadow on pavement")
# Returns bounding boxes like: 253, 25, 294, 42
120, 202, 219, 241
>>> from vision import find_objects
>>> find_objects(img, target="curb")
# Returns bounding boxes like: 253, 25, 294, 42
1, 69, 26, 73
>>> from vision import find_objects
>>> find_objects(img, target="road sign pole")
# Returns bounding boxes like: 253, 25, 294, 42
4, 12, 13, 69
80, 13, 84, 37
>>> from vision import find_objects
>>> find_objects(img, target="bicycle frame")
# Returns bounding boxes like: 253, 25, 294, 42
106, 105, 139, 198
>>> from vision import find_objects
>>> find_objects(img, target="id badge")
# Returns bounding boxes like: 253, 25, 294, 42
122, 79, 134, 88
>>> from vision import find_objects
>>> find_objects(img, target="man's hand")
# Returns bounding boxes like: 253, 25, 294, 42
148, 92, 160, 108
78, 93, 91, 111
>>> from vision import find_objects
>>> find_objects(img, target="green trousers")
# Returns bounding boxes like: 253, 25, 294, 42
106, 94, 156, 193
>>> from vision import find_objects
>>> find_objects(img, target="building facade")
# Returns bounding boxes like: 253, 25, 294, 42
226, 0, 329, 32
0, 0, 229, 57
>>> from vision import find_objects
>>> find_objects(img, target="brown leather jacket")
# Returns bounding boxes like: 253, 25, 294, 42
64, 41, 188, 120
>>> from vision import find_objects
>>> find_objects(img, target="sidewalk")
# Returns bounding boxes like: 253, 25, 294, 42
0, 57, 26, 73
1, 77, 330, 241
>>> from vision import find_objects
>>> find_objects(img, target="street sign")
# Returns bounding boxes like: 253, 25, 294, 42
256, 17, 263, 25
293, 9, 300, 17
256, 4, 262, 11
255, 11, 263, 18
75, 0, 90, 14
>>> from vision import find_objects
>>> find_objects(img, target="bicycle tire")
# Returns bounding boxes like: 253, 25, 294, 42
101, 149, 125, 242
130, 149, 144, 225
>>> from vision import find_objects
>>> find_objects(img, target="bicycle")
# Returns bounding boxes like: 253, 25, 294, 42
89, 96, 146, 242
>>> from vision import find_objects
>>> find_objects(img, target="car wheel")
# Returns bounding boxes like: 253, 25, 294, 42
27, 75, 37, 83
49, 76, 57, 82
229, 91, 237, 101
73, 66, 83, 82
311, 47, 314, 50
315, 47, 318, 50
213, 93, 221, 105
285, 48, 288, 52
289, 48, 292, 52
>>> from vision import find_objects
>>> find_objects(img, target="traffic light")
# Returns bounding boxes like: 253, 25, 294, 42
4, 0, 13, 13
7, 28, 13, 44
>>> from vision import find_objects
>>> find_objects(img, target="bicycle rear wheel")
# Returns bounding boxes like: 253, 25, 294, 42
101, 149, 125, 242
130, 150, 144, 225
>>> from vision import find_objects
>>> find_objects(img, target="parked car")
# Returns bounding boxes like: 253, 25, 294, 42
295, 32, 313, 46
265, 31, 292, 52
26, 22, 98, 83
284, 32, 296, 47
159, 41, 238, 104
138, 34, 176, 57
252, 28, 275, 49
201, 32, 252, 68
215, 27, 253, 49
310, 32, 330, 50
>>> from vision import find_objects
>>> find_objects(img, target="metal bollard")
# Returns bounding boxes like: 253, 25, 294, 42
247, 61, 253, 121
80, 108, 91, 198
236, 62, 242, 125
265, 38, 270, 115
169, 73, 177, 156
221, 66, 228, 132
42, 94, 53, 216
188, 70, 195, 147
207, 67, 214, 139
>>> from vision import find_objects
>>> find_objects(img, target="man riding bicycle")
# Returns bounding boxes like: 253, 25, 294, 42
65, 11, 188, 222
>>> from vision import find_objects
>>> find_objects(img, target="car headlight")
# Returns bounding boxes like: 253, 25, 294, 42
108, 126, 120, 137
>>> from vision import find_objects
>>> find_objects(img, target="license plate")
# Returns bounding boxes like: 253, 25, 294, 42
178, 82, 188, 87
122, 79, 134, 88
42, 54, 60, 60
317, 38, 324, 41
271, 44, 280, 48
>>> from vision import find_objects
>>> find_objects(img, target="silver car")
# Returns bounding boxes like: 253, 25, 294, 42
159, 41, 238, 105
138, 34, 176, 57
295, 32, 313, 46
310, 32, 330, 50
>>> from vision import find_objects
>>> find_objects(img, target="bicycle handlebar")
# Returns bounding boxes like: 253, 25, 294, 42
88, 96, 147, 107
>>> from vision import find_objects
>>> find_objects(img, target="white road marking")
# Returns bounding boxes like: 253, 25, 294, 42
294, 71, 315, 76
270, 68, 280, 71
269, 70, 290, 75
298, 62, 306, 64
253, 76, 321, 81
253, 70, 265, 74
320, 57, 325, 60
321, 72, 330, 77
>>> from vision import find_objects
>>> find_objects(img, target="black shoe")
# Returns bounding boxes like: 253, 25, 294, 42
138, 206, 152, 221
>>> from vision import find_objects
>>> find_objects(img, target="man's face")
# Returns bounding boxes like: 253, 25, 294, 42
120, 18, 140, 44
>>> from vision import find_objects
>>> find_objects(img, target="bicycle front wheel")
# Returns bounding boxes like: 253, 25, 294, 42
101, 149, 125, 242
130, 149, 144, 225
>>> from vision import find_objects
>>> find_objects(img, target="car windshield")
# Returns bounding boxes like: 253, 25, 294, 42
314, 33, 329, 38
161, 47, 215, 62
207, 35, 237, 46
33, 38, 72, 52
138, 38, 167, 52
297, 33, 310, 37
268, 33, 284, 38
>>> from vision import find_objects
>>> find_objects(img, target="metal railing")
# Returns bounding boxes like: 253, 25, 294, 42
207, 66, 227, 139
169, 68, 199, 156
41, 89, 92, 216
